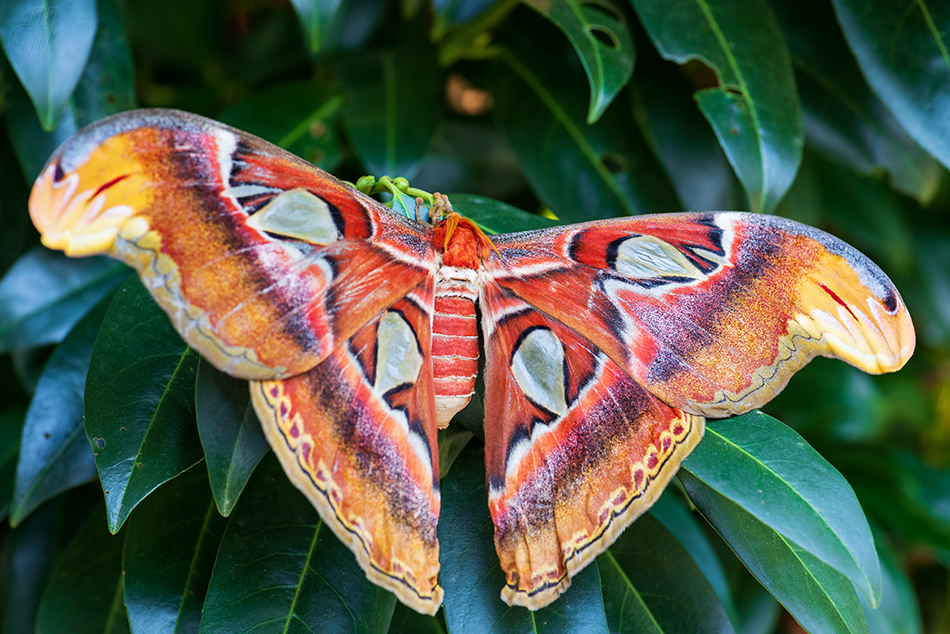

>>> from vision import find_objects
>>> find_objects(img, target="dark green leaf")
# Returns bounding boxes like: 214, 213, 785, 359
195, 359, 268, 517
10, 305, 103, 526
771, 0, 941, 204
599, 511, 735, 633
0, 0, 97, 130
439, 444, 610, 633
387, 601, 446, 634
733, 577, 780, 634
450, 193, 560, 234
860, 536, 922, 634
124, 466, 226, 634
493, 37, 680, 221
85, 277, 203, 533
0, 408, 25, 520
4, 70, 79, 182
219, 80, 345, 170
72, 0, 138, 123
832, 0, 950, 171
337, 44, 442, 179
2, 501, 61, 633
635, 66, 745, 212
0, 247, 127, 353
34, 505, 128, 634
432, 0, 498, 31
288, 0, 345, 54
776, 153, 914, 275
0, 133, 34, 277
682, 412, 881, 605
832, 448, 950, 558
525, 0, 635, 123
648, 491, 738, 625
200, 453, 396, 633
681, 470, 869, 634
631, 0, 803, 212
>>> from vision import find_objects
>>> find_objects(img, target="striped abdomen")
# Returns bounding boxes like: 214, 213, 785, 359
432, 266, 479, 427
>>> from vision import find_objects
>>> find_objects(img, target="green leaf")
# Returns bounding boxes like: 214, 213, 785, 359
680, 470, 869, 634
0, 247, 127, 353
681, 412, 881, 606
770, 0, 941, 204
219, 80, 346, 170
832, 0, 950, 172
387, 602, 446, 634
493, 37, 680, 221
449, 193, 560, 234
832, 448, 950, 558
200, 453, 396, 633
0, 0, 97, 130
860, 536, 922, 634
34, 505, 129, 634
71, 0, 137, 123
635, 66, 745, 212
648, 491, 738, 625
439, 444, 610, 633
85, 277, 203, 533
524, 0, 635, 123
10, 305, 103, 526
3, 501, 61, 633
288, 0, 345, 54
0, 409, 25, 520
195, 359, 268, 517
599, 511, 736, 633
337, 44, 442, 179
124, 466, 226, 633
630, 0, 803, 212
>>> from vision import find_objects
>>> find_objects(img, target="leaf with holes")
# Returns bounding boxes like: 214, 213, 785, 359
494, 34, 680, 220
525, 0, 636, 123
631, 0, 802, 212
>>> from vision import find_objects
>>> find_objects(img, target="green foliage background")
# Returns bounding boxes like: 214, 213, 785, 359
0, 0, 948, 632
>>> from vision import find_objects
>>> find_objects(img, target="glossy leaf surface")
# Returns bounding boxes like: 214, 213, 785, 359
439, 445, 610, 634
525, 0, 635, 123
10, 305, 103, 526
599, 511, 735, 633
833, 0, 950, 171
631, 0, 803, 212
124, 467, 225, 634
682, 412, 881, 605
195, 359, 268, 517
200, 454, 396, 633
85, 277, 203, 533
493, 36, 680, 221
0, 247, 126, 353
681, 470, 869, 634
0, 0, 97, 129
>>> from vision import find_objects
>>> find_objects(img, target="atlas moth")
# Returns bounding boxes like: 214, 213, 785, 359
28, 109, 914, 614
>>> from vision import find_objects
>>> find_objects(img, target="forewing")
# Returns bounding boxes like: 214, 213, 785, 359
251, 283, 443, 614
486, 212, 915, 417
480, 283, 704, 609
29, 109, 433, 380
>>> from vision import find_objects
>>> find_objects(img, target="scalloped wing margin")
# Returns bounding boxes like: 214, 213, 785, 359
480, 284, 704, 609
28, 108, 434, 380
486, 211, 914, 418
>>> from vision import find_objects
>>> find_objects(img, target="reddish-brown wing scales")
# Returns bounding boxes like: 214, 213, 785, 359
27, 109, 915, 615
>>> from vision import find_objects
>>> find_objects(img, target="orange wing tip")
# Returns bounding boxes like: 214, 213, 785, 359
251, 380, 444, 615
497, 413, 706, 611
30, 164, 138, 257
